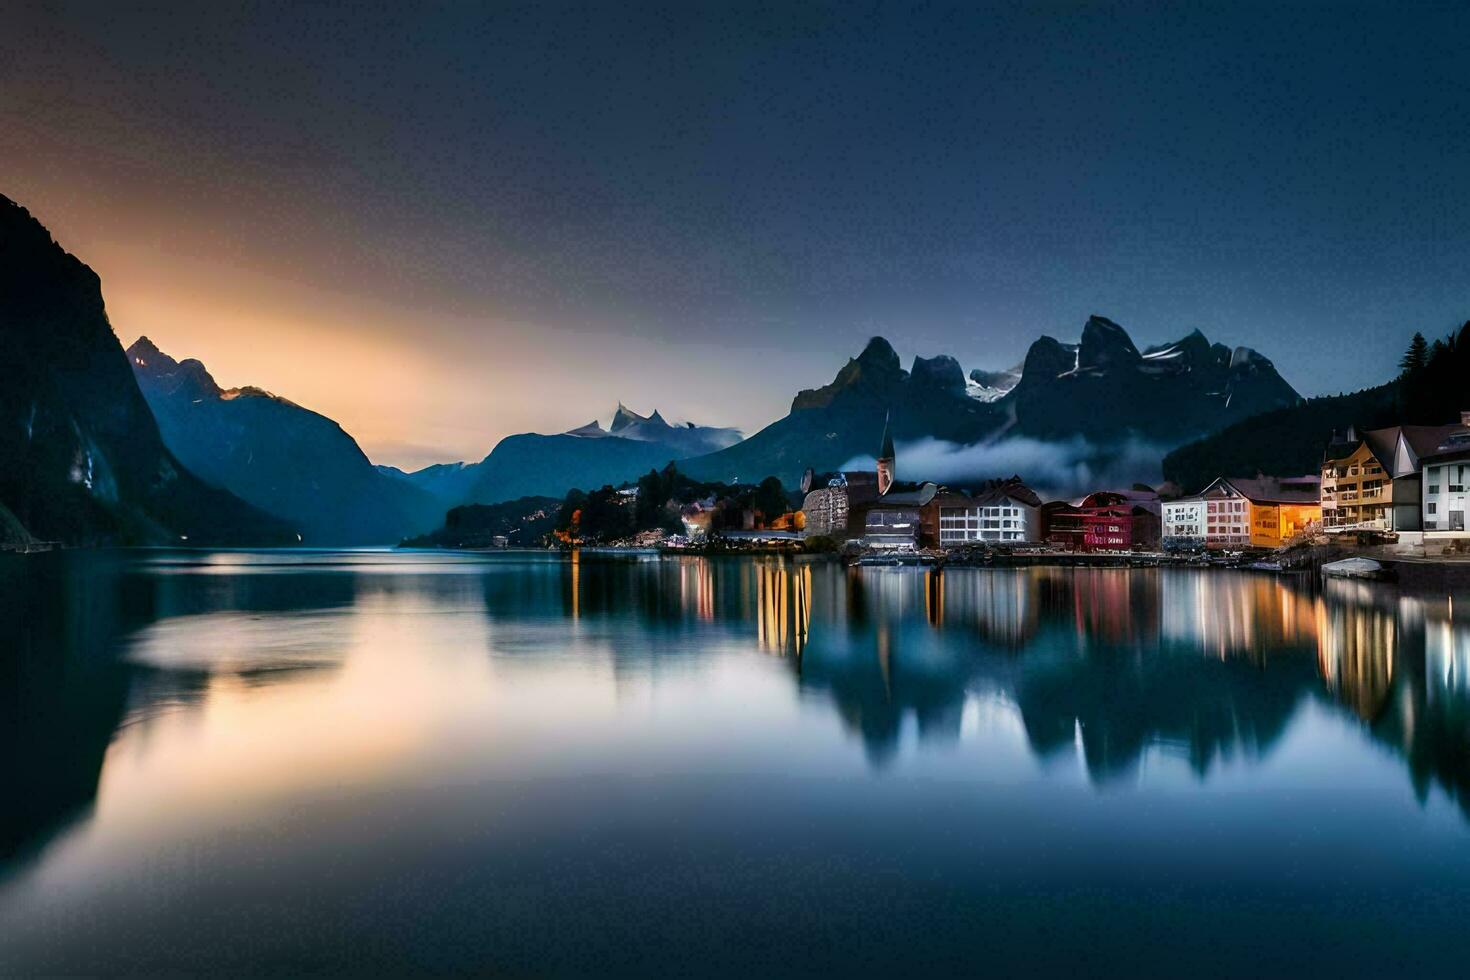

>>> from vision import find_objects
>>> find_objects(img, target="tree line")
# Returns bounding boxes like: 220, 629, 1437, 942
555, 464, 793, 543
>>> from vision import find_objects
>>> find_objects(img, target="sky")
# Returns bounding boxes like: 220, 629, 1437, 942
3, 1, 1469, 469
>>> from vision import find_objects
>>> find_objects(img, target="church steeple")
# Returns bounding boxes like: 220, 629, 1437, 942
876, 411, 895, 495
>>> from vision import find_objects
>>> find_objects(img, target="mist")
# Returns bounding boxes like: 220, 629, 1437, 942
842, 436, 1167, 501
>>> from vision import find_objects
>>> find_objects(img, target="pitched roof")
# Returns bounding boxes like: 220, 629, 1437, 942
1406, 424, 1470, 460
1325, 424, 1470, 469
860, 482, 937, 507
971, 478, 1042, 509
1361, 427, 1400, 469
1220, 476, 1320, 505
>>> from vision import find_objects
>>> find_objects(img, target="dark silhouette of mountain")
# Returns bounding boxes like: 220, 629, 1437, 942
0, 194, 293, 546
453, 405, 742, 506
680, 317, 1299, 487
464, 430, 680, 504
681, 336, 1005, 485
1163, 385, 1402, 493
128, 337, 443, 545
1163, 321, 1470, 492
1004, 316, 1301, 442
375, 461, 480, 508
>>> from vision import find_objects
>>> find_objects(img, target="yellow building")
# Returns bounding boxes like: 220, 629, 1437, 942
1321, 424, 1469, 534
1190, 476, 1321, 549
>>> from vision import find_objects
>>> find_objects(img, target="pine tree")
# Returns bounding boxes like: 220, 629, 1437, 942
1400, 332, 1429, 375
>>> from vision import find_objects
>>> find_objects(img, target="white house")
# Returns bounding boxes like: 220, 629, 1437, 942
1162, 498, 1206, 550
937, 480, 1042, 545
1423, 425, 1470, 543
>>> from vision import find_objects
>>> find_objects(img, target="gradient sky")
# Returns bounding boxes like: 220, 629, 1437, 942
4, 1, 1469, 468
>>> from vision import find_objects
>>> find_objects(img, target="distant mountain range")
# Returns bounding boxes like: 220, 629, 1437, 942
128, 337, 443, 544
680, 316, 1301, 487
382, 404, 744, 509
1163, 319, 1470, 493
1004, 316, 1300, 442
0, 195, 292, 546
1, 189, 1318, 541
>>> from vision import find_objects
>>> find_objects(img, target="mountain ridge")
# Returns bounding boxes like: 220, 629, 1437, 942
128, 336, 443, 544
678, 315, 1300, 489
0, 194, 294, 545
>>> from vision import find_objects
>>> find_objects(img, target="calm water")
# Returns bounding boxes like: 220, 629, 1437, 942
3, 551, 1470, 976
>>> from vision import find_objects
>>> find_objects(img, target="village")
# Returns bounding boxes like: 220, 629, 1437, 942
642, 413, 1470, 573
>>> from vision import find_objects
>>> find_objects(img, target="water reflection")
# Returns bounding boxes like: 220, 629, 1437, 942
5, 550, 1470, 943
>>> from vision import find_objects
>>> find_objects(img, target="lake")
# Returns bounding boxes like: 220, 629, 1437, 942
2, 549, 1470, 976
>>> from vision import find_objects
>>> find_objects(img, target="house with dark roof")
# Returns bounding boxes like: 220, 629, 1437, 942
1163, 476, 1320, 550
1321, 423, 1469, 535
925, 476, 1042, 546
1420, 414, 1470, 541
1085, 490, 1161, 551
860, 481, 938, 550
1042, 489, 1162, 552
799, 417, 937, 549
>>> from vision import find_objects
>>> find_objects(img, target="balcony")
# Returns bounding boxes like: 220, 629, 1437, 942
1325, 517, 1387, 532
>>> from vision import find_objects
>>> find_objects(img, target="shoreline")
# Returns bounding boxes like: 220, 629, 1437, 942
11, 541, 1470, 589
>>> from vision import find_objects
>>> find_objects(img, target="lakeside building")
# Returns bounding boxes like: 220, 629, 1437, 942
1423, 418, 1470, 542
1320, 424, 1468, 535
1040, 499, 1086, 550
1162, 497, 1207, 550
800, 416, 937, 550
800, 470, 881, 538
1082, 489, 1161, 551
929, 477, 1042, 546
861, 483, 939, 550
1043, 489, 1161, 552
1162, 476, 1320, 550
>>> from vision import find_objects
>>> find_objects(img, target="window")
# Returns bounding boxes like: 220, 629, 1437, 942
1429, 502, 1437, 515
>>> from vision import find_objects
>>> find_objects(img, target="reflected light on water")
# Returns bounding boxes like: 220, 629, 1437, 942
6, 551, 1470, 975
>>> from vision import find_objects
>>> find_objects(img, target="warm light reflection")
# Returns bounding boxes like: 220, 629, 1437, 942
756, 560, 809, 656
1160, 572, 1317, 661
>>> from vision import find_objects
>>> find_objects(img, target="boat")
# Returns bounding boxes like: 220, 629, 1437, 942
1320, 557, 1395, 582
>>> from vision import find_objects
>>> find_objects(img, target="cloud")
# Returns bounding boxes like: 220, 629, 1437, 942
842, 435, 1166, 500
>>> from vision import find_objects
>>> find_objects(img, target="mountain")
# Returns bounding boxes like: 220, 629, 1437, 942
1002, 316, 1300, 442
0, 194, 293, 546
680, 316, 1301, 487
128, 337, 443, 544
967, 364, 1022, 402
375, 461, 480, 507
1162, 385, 1401, 494
681, 337, 1006, 486
463, 428, 683, 505
606, 403, 741, 456
426, 404, 743, 507
1163, 320, 1470, 493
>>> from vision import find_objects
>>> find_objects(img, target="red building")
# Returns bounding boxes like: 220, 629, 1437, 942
1040, 500, 1086, 550
1044, 490, 1162, 552
1082, 490, 1161, 551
